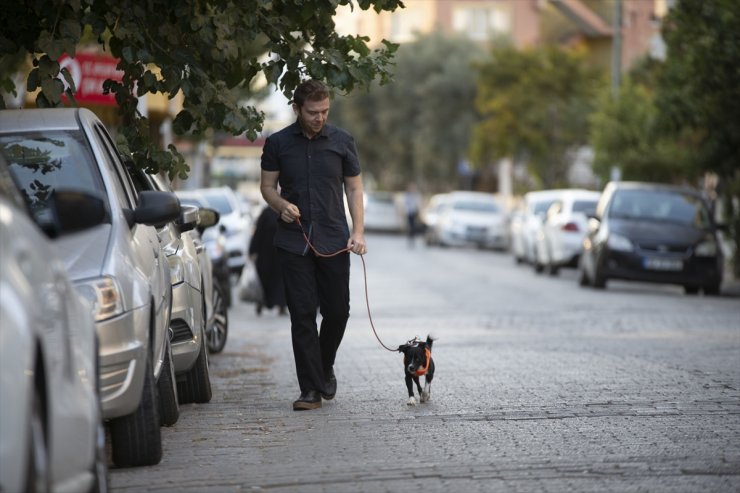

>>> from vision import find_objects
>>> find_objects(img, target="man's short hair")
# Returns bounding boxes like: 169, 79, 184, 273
292, 80, 330, 107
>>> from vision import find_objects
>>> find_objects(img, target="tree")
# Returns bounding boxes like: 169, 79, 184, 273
0, 0, 403, 178
332, 31, 483, 192
470, 45, 603, 189
655, 0, 740, 274
589, 69, 693, 184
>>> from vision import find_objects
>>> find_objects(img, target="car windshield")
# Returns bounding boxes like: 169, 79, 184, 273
453, 199, 500, 213
0, 131, 108, 226
572, 200, 597, 216
532, 199, 556, 215
202, 194, 233, 215
608, 189, 711, 228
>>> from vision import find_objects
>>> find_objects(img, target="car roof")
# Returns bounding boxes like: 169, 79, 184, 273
605, 181, 702, 196
0, 108, 94, 132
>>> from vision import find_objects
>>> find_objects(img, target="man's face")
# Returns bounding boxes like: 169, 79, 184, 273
295, 97, 330, 138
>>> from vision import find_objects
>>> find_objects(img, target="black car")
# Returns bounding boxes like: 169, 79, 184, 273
579, 181, 724, 295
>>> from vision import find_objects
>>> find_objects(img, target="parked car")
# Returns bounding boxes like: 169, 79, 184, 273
429, 191, 509, 250
176, 191, 231, 353
0, 159, 108, 493
579, 181, 724, 295
128, 169, 213, 404
0, 108, 181, 467
363, 191, 404, 233
194, 207, 230, 354
533, 189, 601, 275
510, 189, 569, 264
177, 187, 252, 275
421, 193, 450, 246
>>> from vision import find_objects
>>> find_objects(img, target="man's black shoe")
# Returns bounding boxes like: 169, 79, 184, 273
322, 369, 337, 400
293, 390, 322, 411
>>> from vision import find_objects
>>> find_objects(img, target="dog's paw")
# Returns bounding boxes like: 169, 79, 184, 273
406, 397, 417, 406
420, 390, 430, 403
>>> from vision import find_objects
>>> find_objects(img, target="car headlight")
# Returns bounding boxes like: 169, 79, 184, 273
607, 233, 633, 252
695, 237, 718, 257
75, 277, 124, 322
168, 255, 184, 285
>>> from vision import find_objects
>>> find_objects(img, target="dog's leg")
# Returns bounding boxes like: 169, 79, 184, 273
413, 375, 423, 400
421, 361, 434, 403
405, 374, 416, 406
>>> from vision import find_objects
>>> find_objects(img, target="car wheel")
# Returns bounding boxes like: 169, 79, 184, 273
207, 283, 228, 354
26, 384, 50, 493
592, 266, 607, 289
703, 284, 721, 296
178, 327, 213, 404
157, 339, 180, 426
684, 285, 700, 295
109, 355, 162, 467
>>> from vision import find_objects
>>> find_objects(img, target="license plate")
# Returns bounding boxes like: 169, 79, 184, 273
643, 257, 683, 271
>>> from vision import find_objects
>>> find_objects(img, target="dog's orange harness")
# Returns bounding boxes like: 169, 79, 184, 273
415, 347, 431, 377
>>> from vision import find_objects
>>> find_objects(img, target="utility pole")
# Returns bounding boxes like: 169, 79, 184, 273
610, 0, 623, 182
611, 0, 623, 98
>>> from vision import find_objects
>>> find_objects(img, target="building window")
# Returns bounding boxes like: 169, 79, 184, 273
452, 6, 511, 42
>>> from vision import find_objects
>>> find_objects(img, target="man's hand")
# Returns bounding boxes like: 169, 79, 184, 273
280, 203, 301, 223
347, 232, 367, 255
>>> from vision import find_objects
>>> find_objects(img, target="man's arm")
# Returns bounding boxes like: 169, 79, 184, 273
260, 169, 300, 223
344, 174, 366, 255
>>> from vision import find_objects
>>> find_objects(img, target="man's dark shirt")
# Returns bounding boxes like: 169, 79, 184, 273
261, 120, 361, 256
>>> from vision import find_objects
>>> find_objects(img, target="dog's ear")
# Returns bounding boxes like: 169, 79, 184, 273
397, 344, 409, 353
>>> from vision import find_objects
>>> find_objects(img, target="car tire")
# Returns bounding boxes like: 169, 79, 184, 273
207, 283, 228, 354
177, 327, 212, 404
592, 266, 607, 289
109, 355, 162, 467
26, 383, 50, 493
157, 339, 180, 426
703, 284, 721, 296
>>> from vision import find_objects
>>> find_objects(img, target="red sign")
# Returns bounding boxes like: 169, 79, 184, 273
59, 52, 124, 105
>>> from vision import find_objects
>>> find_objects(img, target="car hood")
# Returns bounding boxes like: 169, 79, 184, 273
609, 218, 705, 248
54, 223, 111, 280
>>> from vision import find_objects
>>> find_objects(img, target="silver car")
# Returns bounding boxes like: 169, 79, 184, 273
130, 169, 214, 403
0, 160, 108, 492
0, 108, 180, 467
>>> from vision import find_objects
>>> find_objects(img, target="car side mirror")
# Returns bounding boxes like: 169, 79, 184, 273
587, 216, 601, 234
131, 191, 181, 228
176, 204, 200, 233
196, 207, 220, 234
46, 189, 108, 238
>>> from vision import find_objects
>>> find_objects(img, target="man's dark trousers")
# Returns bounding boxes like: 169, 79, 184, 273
278, 248, 350, 394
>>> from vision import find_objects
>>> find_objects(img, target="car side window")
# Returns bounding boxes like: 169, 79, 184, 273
94, 124, 138, 209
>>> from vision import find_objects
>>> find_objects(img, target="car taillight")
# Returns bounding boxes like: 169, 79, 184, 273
562, 222, 579, 232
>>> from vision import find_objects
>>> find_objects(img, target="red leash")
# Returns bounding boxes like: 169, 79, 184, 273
295, 218, 397, 352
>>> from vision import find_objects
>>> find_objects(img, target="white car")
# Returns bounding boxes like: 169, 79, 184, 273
533, 190, 601, 275
421, 193, 450, 245
431, 191, 509, 250
177, 187, 252, 275
363, 191, 404, 233
0, 161, 108, 492
511, 189, 571, 264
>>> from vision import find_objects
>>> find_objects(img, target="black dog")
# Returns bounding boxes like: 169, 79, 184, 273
397, 335, 436, 406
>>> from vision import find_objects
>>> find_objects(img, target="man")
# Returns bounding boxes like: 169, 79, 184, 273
260, 79, 367, 411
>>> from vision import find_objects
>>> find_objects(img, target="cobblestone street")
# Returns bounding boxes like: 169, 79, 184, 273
110, 233, 740, 493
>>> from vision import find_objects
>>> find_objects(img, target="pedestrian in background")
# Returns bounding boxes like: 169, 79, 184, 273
248, 205, 286, 316
404, 182, 422, 247
259, 79, 367, 411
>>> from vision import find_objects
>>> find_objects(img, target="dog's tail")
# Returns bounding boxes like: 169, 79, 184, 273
426, 334, 437, 349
